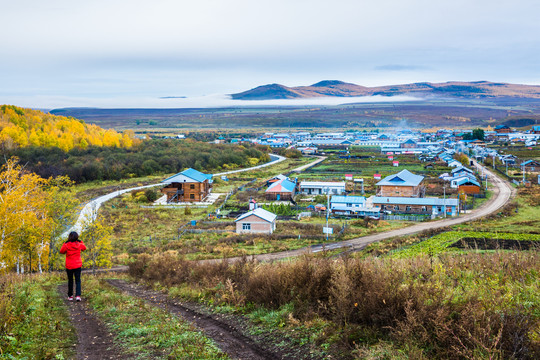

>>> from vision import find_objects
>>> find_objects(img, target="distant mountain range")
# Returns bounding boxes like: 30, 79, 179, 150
231, 80, 540, 100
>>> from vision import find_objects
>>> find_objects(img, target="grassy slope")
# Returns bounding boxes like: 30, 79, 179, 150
0, 273, 76, 359
129, 251, 540, 359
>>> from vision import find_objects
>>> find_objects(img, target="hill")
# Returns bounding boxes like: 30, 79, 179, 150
231, 80, 540, 100
0, 105, 138, 151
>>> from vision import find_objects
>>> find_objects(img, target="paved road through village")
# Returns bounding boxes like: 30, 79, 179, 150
221, 160, 515, 263
72, 155, 514, 265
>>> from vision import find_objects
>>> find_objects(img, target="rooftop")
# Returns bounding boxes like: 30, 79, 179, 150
266, 178, 296, 193
372, 196, 459, 206
331, 196, 366, 204
235, 208, 277, 223
162, 168, 213, 183
300, 181, 346, 188
376, 169, 424, 187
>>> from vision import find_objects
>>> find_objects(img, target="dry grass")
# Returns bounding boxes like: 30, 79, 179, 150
130, 252, 540, 359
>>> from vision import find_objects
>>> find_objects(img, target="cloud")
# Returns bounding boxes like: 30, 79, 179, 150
2, 94, 423, 110
374, 64, 431, 71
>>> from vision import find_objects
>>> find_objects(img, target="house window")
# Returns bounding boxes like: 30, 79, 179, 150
394, 205, 400, 211
406, 206, 411, 211
347, 203, 352, 207
421, 206, 427, 212
242, 223, 251, 230
190, 184, 195, 189
190, 194, 195, 199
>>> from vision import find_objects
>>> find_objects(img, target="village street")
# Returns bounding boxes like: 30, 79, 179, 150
215, 160, 515, 262
68, 154, 513, 263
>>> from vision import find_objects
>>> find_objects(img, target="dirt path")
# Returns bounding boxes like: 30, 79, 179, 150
107, 279, 282, 360
58, 284, 129, 360
289, 155, 326, 172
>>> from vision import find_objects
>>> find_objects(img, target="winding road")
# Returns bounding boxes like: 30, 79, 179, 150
217, 160, 515, 263
63, 154, 287, 237
72, 155, 514, 263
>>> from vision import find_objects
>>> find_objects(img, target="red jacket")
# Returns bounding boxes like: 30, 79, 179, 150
59, 241, 87, 269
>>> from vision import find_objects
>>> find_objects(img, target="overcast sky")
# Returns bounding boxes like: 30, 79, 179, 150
1, 0, 539, 108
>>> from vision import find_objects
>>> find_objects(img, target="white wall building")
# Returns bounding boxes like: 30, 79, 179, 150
299, 181, 346, 195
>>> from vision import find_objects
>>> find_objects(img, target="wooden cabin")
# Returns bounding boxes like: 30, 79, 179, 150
161, 168, 213, 203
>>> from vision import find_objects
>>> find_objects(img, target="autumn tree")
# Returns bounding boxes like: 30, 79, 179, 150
0, 158, 51, 273
79, 204, 113, 274
45, 177, 78, 271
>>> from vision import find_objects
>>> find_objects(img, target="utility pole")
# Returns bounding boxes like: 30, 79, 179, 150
443, 184, 447, 218
326, 187, 330, 242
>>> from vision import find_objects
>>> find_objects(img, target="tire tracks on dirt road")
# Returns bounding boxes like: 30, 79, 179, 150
58, 284, 130, 360
107, 279, 282, 360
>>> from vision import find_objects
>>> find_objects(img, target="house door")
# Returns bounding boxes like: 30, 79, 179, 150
277, 194, 280, 200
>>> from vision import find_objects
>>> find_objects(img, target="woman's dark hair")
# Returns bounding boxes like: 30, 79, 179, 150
67, 231, 79, 242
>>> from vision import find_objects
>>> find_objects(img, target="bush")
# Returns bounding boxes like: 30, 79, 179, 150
144, 188, 159, 202
130, 252, 540, 359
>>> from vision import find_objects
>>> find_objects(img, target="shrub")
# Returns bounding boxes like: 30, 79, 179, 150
130, 252, 540, 359
144, 188, 159, 202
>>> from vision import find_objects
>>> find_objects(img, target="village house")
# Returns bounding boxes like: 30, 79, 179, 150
454, 177, 482, 195
400, 139, 417, 148
265, 178, 297, 201
235, 208, 277, 234
266, 174, 287, 187
372, 196, 459, 217
161, 168, 213, 203
330, 196, 380, 216
521, 160, 540, 172
376, 169, 425, 197
299, 181, 346, 195
495, 125, 512, 134
451, 166, 475, 178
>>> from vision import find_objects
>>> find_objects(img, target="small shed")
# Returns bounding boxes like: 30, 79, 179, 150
235, 208, 277, 234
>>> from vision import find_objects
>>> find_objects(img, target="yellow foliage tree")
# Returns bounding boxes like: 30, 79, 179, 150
0, 158, 78, 273
0, 159, 51, 273
79, 204, 113, 274
0, 105, 137, 151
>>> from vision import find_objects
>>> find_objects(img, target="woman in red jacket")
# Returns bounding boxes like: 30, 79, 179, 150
59, 231, 87, 301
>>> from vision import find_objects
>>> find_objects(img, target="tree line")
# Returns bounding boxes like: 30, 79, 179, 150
4, 139, 270, 183
0, 105, 139, 151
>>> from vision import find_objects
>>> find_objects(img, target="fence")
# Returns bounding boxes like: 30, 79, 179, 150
381, 214, 429, 222
185, 229, 231, 234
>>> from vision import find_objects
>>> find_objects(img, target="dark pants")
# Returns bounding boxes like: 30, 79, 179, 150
66, 268, 82, 297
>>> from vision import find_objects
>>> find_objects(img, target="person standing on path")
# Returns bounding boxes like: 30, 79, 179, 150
60, 231, 87, 301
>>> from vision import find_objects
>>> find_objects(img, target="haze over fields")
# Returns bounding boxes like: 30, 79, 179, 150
2, 1, 540, 108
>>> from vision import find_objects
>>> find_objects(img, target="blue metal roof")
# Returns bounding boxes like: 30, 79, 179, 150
453, 177, 481, 187
266, 178, 296, 193
331, 196, 366, 204
162, 168, 213, 183
376, 169, 424, 187
372, 196, 459, 206
521, 160, 540, 166
451, 166, 473, 174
